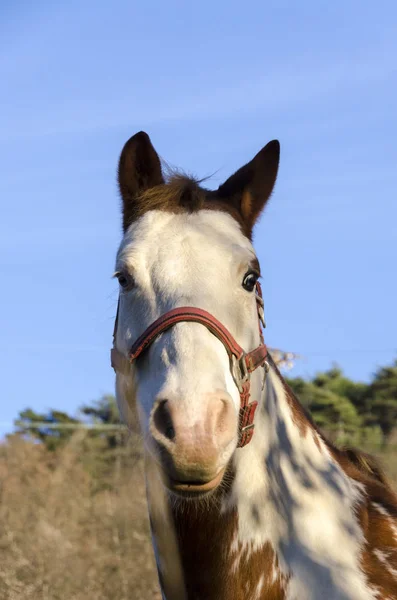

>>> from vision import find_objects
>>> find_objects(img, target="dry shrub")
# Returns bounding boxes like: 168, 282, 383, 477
0, 434, 161, 600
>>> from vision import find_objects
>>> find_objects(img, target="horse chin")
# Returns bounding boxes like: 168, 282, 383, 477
163, 466, 227, 499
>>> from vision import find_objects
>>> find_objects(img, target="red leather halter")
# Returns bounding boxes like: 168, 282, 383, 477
111, 283, 268, 447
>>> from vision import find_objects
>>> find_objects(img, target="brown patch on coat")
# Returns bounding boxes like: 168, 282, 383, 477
360, 497, 397, 597
329, 445, 397, 596
330, 443, 397, 493
171, 494, 288, 600
342, 448, 390, 487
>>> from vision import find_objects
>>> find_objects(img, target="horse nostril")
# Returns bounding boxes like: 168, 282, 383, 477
153, 400, 175, 441
165, 425, 175, 440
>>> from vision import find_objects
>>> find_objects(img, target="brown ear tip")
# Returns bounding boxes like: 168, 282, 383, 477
134, 130, 151, 141
254, 139, 280, 165
122, 131, 151, 150
267, 139, 280, 153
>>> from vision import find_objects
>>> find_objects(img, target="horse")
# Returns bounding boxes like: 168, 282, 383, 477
111, 131, 397, 599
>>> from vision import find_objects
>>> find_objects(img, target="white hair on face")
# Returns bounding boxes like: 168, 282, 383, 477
114, 209, 260, 439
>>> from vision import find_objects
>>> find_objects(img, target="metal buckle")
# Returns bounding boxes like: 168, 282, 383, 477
262, 359, 270, 390
241, 422, 255, 433
231, 354, 250, 393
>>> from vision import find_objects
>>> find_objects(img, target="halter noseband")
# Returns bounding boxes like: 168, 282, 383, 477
111, 283, 268, 447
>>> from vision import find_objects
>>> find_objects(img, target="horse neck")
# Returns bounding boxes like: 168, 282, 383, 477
146, 359, 370, 600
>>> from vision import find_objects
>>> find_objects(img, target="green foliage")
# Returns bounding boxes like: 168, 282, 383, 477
286, 359, 397, 446
80, 394, 120, 425
364, 360, 397, 439
15, 408, 81, 451
80, 394, 127, 448
287, 372, 363, 444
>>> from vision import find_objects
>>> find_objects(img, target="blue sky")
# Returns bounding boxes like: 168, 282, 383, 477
1, 1, 396, 432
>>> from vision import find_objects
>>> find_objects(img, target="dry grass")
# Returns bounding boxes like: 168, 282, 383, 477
0, 434, 160, 600
0, 434, 396, 600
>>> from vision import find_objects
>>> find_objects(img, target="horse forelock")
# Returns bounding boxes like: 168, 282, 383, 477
125, 172, 250, 237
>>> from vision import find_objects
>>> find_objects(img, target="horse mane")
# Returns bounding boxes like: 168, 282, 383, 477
136, 174, 206, 216
342, 447, 390, 486
278, 358, 392, 489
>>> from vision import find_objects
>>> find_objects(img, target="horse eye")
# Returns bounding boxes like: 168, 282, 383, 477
117, 273, 132, 290
242, 271, 259, 292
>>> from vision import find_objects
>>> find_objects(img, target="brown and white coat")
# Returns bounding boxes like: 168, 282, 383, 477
112, 132, 397, 600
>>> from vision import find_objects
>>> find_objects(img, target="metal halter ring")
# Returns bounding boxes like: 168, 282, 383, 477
231, 354, 250, 393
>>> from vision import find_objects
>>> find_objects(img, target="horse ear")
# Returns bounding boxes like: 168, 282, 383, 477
118, 131, 164, 232
216, 140, 280, 237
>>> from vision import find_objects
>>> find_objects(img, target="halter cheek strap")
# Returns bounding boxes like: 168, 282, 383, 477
111, 284, 268, 447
